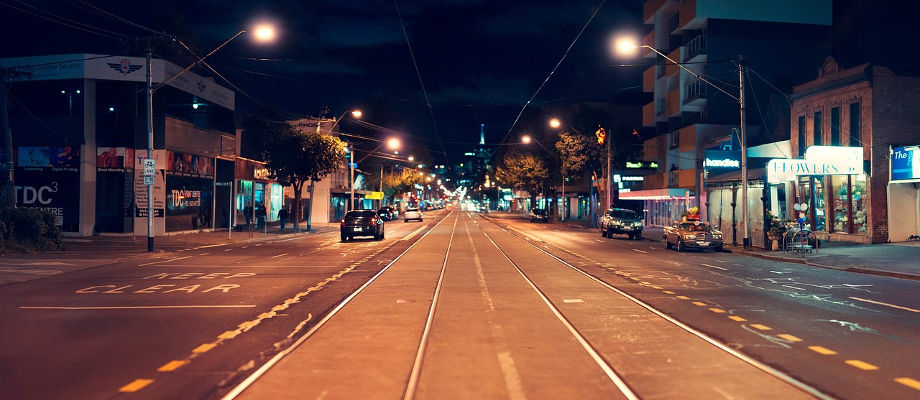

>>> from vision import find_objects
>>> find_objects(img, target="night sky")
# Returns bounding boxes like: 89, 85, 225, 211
0, 0, 647, 165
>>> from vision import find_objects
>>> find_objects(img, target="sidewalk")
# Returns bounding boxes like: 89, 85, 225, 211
486, 211, 920, 281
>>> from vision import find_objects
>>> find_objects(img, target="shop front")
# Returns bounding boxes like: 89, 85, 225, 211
164, 151, 214, 232
768, 145, 876, 243
14, 146, 81, 232
619, 188, 695, 228
888, 145, 920, 242
234, 158, 277, 230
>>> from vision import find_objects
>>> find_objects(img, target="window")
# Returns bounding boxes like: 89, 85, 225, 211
813, 111, 822, 146
830, 107, 840, 146
797, 116, 806, 156
849, 102, 861, 147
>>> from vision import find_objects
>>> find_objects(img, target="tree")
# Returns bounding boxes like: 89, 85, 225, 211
248, 121, 346, 231
495, 152, 548, 211
555, 130, 597, 181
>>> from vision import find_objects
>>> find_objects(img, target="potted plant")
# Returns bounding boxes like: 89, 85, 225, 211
766, 209, 785, 250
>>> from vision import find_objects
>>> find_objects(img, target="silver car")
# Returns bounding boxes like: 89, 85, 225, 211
403, 207, 423, 222
663, 221, 724, 252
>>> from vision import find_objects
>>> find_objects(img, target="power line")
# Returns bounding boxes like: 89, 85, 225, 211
394, 0, 448, 166
8, 0, 129, 38
70, 0, 168, 36
0, 1, 118, 38
498, 0, 607, 148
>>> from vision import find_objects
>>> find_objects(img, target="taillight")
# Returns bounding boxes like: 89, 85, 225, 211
370, 218, 377, 226
340, 219, 345, 226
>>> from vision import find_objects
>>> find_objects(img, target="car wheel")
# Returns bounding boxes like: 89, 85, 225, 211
665, 240, 672, 249
341, 233, 347, 242
420, 218, 423, 222
714, 245, 723, 252
404, 219, 408, 223
677, 239, 685, 252
635, 233, 642, 241
627, 233, 634, 240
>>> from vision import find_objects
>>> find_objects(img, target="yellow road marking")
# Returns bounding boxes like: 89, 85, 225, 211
157, 360, 188, 372
691, 301, 707, 306
193, 343, 217, 353
845, 360, 879, 370
119, 379, 154, 392
676, 296, 689, 300
640, 281, 651, 285
777, 334, 802, 342
662, 290, 675, 295
651, 286, 662, 289
728, 316, 747, 322
895, 377, 920, 391
808, 346, 837, 355
750, 324, 772, 331
709, 308, 726, 313
218, 331, 240, 339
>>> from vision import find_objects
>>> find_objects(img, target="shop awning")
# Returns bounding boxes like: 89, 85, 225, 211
619, 188, 694, 200
706, 168, 766, 184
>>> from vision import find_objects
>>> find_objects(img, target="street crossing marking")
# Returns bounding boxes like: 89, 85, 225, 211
709, 308, 726, 313
192, 343, 217, 353
750, 324, 772, 331
728, 316, 747, 322
631, 249, 647, 254
692, 301, 707, 306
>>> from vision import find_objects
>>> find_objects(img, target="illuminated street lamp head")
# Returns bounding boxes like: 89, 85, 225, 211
351, 110, 363, 118
521, 135, 532, 144
387, 138, 401, 150
613, 35, 640, 57
549, 118, 562, 129
408, 156, 415, 162
252, 23, 277, 43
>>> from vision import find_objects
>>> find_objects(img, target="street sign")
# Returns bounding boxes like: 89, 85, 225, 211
348, 162, 357, 168
143, 158, 156, 176
144, 175, 155, 185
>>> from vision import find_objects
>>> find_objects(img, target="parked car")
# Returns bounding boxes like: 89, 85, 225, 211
600, 208, 643, 240
378, 205, 398, 221
663, 220, 724, 252
529, 208, 549, 223
404, 207, 423, 222
340, 210, 384, 241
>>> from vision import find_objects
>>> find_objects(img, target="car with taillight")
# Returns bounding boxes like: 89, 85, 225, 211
404, 207, 423, 222
340, 210, 384, 241
663, 220, 724, 252
600, 208, 643, 240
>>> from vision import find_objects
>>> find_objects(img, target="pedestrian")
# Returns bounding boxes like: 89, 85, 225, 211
278, 207, 289, 231
244, 205, 253, 229
256, 206, 266, 230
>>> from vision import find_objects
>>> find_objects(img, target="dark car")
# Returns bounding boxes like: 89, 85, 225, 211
663, 220, 724, 252
529, 208, 549, 223
600, 208, 643, 240
340, 210, 384, 241
378, 205, 398, 221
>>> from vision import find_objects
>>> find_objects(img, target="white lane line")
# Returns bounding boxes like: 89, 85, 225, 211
199, 253, 211, 256
631, 249, 647, 254
732, 263, 744, 267
271, 253, 288, 258
401, 224, 429, 241
594, 239, 604, 243
497, 351, 526, 400
562, 298, 584, 303
192, 243, 227, 250
850, 297, 920, 313
224, 249, 233, 252
701, 263, 728, 271
138, 255, 192, 267
20, 305, 257, 310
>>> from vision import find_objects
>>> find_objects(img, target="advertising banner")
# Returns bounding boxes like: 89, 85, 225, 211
96, 147, 134, 170
14, 146, 81, 231
892, 146, 920, 181
133, 150, 166, 217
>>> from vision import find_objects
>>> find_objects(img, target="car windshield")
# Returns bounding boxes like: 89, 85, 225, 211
407, 208, 419, 212
680, 223, 711, 232
611, 210, 637, 219
532, 209, 546, 215
346, 210, 377, 218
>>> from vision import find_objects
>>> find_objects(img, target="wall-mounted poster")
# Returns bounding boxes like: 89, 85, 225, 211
97, 147, 134, 169
167, 151, 213, 176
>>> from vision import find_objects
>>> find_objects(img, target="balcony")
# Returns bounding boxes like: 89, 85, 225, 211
666, 88, 680, 117
643, 66, 656, 92
683, 34, 707, 62
666, 48, 680, 76
655, 98, 666, 116
642, 30, 656, 58
643, 102, 656, 127
683, 79, 708, 106
668, 12, 680, 34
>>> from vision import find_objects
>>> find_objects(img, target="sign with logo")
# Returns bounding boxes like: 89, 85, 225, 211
365, 191, 384, 200
625, 161, 659, 169
892, 145, 920, 181
704, 150, 741, 172
134, 150, 166, 218
767, 146, 864, 184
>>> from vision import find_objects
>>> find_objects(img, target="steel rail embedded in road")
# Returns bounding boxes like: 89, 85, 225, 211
484, 216, 835, 400
221, 211, 453, 400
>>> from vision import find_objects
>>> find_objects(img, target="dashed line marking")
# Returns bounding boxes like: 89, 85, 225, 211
808, 346, 837, 355
632, 249, 647, 254
845, 360, 879, 371
563, 299, 585, 303
750, 324, 772, 331
777, 334, 802, 342
662, 290, 675, 295
157, 360, 188, 372
849, 297, 919, 313
676, 296, 690, 300
895, 377, 920, 391
271, 253, 288, 258
691, 301, 707, 307
192, 343, 217, 353
199, 253, 210, 256
119, 379, 154, 392
728, 316, 747, 322
700, 263, 728, 271
651, 286, 662, 290
709, 308, 726, 313
218, 331, 240, 339
224, 249, 233, 252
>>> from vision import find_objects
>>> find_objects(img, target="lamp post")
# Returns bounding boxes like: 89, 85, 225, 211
615, 37, 749, 247
351, 137, 400, 210
143, 24, 276, 252
548, 118, 589, 223
319, 109, 362, 211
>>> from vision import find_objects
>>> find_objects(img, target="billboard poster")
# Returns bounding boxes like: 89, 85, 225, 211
892, 146, 920, 181
167, 151, 214, 177
133, 150, 166, 217
14, 167, 80, 231
97, 147, 134, 170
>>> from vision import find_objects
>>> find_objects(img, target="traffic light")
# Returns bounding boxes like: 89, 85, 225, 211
595, 127, 607, 145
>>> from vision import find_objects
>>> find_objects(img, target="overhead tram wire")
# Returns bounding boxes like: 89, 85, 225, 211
0, 1, 126, 38
70, 0, 168, 37
497, 0, 607, 148
394, 0, 449, 166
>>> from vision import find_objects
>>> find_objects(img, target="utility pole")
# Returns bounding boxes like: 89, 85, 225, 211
349, 143, 355, 211
145, 45, 155, 252
0, 68, 14, 207
606, 131, 611, 211
739, 55, 749, 248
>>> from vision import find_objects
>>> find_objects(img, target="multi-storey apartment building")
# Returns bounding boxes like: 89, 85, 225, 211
624, 0, 832, 236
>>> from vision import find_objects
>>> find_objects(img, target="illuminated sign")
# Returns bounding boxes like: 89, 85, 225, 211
622, 176, 644, 181
625, 161, 659, 169
464, 152, 475, 156
767, 146, 863, 184
704, 150, 741, 171
892, 145, 920, 181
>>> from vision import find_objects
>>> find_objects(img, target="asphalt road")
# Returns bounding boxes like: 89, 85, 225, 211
0, 214, 437, 400
1, 209, 918, 399
486, 214, 920, 400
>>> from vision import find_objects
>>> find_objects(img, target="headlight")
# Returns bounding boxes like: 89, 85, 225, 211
682, 233, 694, 240
713, 234, 722, 239
633, 222, 642, 227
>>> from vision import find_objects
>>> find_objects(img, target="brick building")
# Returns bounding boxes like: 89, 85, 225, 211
787, 57, 920, 243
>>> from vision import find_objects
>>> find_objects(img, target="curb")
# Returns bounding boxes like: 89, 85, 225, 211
737, 251, 920, 281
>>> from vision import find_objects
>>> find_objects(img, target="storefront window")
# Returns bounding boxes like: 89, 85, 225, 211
814, 177, 826, 231
852, 174, 867, 233
832, 175, 849, 233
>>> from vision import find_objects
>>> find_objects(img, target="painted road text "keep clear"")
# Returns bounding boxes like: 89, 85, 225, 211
74, 272, 256, 294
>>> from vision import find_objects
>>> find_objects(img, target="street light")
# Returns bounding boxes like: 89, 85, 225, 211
615, 36, 750, 247
549, 118, 562, 129
521, 135, 532, 144
143, 23, 277, 252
